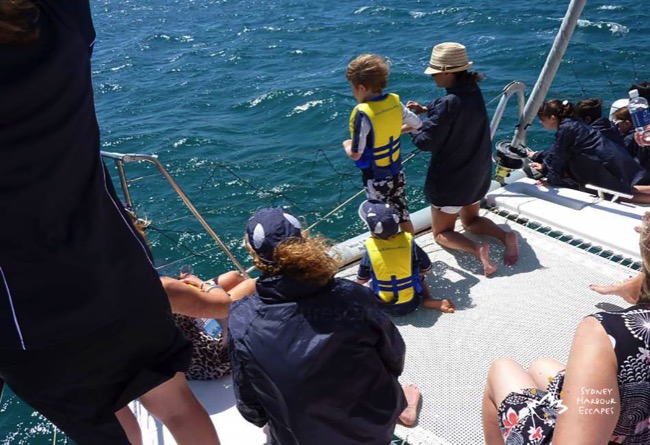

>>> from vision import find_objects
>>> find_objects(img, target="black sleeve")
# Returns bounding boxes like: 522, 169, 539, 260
411, 95, 458, 156
38, 0, 96, 53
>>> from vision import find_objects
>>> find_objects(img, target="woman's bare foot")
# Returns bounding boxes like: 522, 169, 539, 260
478, 243, 497, 277
590, 277, 641, 305
398, 384, 421, 427
422, 298, 456, 313
503, 231, 519, 266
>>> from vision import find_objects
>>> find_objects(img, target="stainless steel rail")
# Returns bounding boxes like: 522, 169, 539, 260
101, 151, 250, 278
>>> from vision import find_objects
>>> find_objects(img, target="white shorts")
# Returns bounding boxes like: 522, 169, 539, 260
431, 201, 480, 215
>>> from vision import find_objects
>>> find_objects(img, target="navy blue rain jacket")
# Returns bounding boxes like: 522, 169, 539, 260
228, 276, 406, 445
591, 117, 626, 148
542, 118, 647, 192
411, 84, 492, 206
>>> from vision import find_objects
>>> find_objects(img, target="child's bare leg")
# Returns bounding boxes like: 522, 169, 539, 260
419, 275, 455, 313
419, 277, 455, 312
590, 273, 642, 305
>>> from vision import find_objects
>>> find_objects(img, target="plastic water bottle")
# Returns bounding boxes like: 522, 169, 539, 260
628, 90, 650, 133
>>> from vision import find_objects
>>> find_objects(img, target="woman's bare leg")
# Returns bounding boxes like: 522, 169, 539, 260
115, 406, 143, 445
139, 373, 219, 445
483, 358, 537, 445
527, 357, 565, 391
459, 203, 519, 266
432, 206, 497, 276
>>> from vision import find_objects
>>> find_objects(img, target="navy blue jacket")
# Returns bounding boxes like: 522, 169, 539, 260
411, 84, 492, 206
542, 119, 647, 192
0, 0, 171, 350
228, 276, 406, 445
591, 117, 626, 148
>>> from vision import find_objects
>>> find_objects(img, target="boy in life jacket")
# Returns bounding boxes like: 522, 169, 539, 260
342, 54, 423, 234
356, 199, 455, 316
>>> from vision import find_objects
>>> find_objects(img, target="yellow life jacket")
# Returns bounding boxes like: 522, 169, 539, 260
349, 93, 403, 178
365, 232, 421, 304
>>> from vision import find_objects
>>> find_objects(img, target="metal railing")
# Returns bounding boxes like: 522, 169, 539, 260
101, 151, 250, 278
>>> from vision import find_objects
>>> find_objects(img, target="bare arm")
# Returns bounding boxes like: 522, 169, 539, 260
342, 139, 362, 160
161, 276, 231, 319
553, 317, 619, 445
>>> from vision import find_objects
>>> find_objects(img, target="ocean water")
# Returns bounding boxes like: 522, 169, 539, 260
2, 0, 649, 443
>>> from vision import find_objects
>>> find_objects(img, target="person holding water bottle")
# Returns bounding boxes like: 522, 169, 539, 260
628, 87, 650, 146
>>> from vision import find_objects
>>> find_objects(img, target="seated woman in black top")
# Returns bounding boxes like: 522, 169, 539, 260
530, 99, 650, 203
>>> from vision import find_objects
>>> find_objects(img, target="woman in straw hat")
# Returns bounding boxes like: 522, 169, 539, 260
406, 42, 518, 277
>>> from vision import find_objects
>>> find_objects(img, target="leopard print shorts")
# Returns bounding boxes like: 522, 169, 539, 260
173, 314, 231, 380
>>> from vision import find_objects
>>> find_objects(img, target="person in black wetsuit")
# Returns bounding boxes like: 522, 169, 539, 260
0, 2, 219, 443
530, 99, 650, 203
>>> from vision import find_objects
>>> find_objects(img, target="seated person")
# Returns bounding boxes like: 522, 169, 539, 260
356, 199, 455, 316
161, 270, 256, 381
127, 208, 256, 380
576, 97, 626, 147
612, 106, 650, 169
482, 212, 650, 445
228, 207, 421, 445
530, 99, 650, 203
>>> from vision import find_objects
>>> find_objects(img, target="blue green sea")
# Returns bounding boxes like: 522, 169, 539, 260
2, 0, 649, 442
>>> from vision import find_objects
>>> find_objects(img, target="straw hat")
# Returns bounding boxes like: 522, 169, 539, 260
424, 42, 473, 75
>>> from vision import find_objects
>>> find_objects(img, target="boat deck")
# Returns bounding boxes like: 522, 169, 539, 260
134, 184, 639, 445
339, 210, 634, 445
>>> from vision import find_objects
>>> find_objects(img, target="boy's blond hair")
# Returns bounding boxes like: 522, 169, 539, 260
345, 54, 389, 92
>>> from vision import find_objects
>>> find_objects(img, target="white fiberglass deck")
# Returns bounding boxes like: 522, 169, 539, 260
134, 208, 636, 445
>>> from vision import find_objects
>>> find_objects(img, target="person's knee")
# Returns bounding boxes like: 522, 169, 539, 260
433, 231, 448, 243
488, 358, 522, 380
460, 214, 479, 229
528, 357, 563, 380
217, 271, 244, 291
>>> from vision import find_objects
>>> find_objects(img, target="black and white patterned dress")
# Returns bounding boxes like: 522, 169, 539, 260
497, 304, 650, 445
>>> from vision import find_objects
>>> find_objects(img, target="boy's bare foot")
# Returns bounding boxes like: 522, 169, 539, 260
422, 298, 456, 313
478, 243, 497, 277
504, 231, 519, 266
398, 384, 421, 427
590, 281, 640, 305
